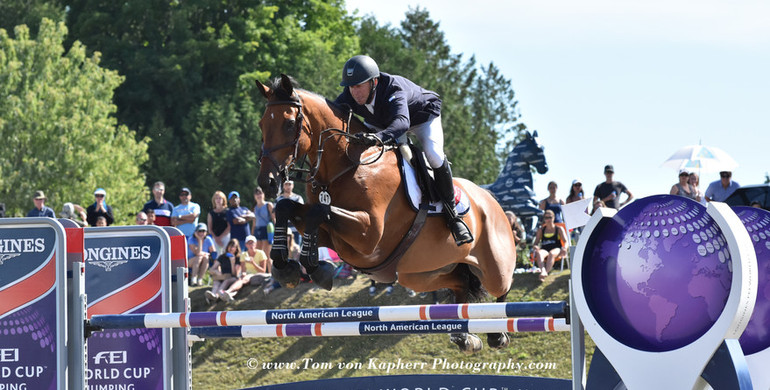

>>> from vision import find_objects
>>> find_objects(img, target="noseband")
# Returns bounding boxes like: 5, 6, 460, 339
260, 95, 308, 183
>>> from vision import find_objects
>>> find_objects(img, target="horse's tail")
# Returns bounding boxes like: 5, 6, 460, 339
456, 263, 486, 302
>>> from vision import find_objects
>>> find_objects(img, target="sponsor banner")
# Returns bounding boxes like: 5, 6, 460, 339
84, 227, 171, 390
0, 219, 66, 390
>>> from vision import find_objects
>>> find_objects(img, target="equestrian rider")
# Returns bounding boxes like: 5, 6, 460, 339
334, 55, 473, 246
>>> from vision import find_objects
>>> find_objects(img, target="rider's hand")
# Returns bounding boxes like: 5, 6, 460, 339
352, 133, 379, 147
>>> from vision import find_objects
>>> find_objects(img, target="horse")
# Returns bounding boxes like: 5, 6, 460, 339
254, 74, 517, 354
482, 131, 548, 238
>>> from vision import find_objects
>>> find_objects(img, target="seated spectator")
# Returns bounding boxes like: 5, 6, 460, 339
60, 202, 88, 227
135, 211, 149, 225
204, 239, 241, 303
27, 190, 55, 218
188, 223, 216, 286
219, 235, 271, 302
95, 216, 108, 227
86, 188, 114, 226
532, 210, 568, 282
504, 210, 526, 247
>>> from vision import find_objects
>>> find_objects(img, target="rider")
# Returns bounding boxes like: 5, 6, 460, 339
334, 54, 473, 246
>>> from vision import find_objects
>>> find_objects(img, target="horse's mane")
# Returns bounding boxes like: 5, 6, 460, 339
269, 75, 365, 129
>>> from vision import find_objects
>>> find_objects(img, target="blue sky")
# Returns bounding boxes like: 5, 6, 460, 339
344, 0, 770, 201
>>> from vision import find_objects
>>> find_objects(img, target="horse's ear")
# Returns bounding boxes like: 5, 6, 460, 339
532, 130, 538, 138
280, 74, 294, 96
255, 79, 270, 99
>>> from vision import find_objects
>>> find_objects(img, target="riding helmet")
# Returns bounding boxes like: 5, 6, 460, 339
340, 55, 380, 87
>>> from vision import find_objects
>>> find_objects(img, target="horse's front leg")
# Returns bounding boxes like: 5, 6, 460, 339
270, 199, 307, 288
298, 203, 336, 290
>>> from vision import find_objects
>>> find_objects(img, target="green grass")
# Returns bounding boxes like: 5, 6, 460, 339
189, 269, 594, 389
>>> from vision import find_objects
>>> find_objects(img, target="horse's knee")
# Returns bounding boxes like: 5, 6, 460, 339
274, 199, 298, 219
305, 204, 331, 231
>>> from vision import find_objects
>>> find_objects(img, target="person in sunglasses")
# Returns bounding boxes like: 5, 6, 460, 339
704, 171, 740, 202
86, 188, 114, 226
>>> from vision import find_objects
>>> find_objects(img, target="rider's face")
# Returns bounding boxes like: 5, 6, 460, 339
350, 79, 376, 105
349, 83, 369, 105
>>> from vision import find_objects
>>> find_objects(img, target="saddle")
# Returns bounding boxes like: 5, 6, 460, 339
354, 142, 470, 283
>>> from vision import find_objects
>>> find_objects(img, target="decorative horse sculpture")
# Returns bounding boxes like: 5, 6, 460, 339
482, 131, 548, 237
255, 75, 517, 353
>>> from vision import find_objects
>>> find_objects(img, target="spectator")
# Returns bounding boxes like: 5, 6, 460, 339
277, 180, 304, 204
135, 211, 149, 225
204, 239, 241, 303
226, 191, 255, 251
27, 190, 55, 218
188, 223, 216, 287
146, 209, 156, 225
532, 209, 568, 282
171, 187, 200, 238
705, 171, 740, 202
95, 216, 108, 227
504, 210, 525, 247
566, 179, 585, 204
277, 180, 304, 244
689, 172, 705, 204
60, 202, 88, 227
219, 235, 271, 302
670, 169, 697, 200
143, 181, 174, 226
751, 201, 762, 208
593, 164, 633, 209
539, 181, 565, 223
207, 191, 230, 255
86, 188, 114, 226
252, 187, 275, 260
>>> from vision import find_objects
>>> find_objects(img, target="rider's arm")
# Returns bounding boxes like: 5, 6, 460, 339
378, 89, 410, 143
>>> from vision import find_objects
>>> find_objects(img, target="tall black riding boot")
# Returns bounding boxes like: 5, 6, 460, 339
433, 159, 473, 246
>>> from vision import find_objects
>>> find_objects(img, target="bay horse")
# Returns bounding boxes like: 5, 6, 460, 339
255, 74, 517, 353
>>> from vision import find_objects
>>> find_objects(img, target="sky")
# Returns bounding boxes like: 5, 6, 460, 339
344, 0, 770, 201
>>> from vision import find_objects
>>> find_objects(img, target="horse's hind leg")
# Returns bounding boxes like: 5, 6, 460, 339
446, 270, 484, 355
487, 292, 511, 349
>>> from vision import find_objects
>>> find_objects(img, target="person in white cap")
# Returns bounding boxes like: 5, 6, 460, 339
670, 169, 697, 200
218, 235, 273, 302
188, 223, 216, 286
86, 188, 114, 226
566, 179, 585, 204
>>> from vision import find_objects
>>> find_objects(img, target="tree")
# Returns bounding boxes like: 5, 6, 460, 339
0, 19, 148, 221
63, 0, 358, 203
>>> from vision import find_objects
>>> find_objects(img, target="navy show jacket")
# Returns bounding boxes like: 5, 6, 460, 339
334, 72, 442, 142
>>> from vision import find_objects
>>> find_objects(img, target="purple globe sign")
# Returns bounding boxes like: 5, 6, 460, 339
735, 207, 770, 355
583, 195, 732, 352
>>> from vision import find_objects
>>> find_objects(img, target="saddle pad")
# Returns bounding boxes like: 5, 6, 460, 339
400, 153, 471, 216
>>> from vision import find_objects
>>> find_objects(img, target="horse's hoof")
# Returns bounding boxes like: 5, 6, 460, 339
309, 261, 335, 291
271, 260, 301, 288
450, 333, 483, 355
487, 332, 510, 349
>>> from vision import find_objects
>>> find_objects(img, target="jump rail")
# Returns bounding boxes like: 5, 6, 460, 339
189, 318, 570, 339
87, 301, 569, 331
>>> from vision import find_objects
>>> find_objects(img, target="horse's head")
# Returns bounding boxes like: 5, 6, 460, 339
520, 130, 548, 174
255, 74, 310, 198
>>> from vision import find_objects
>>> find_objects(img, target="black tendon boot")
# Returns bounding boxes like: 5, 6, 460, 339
433, 159, 473, 246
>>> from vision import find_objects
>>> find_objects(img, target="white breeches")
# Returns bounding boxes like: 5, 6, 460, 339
365, 115, 446, 168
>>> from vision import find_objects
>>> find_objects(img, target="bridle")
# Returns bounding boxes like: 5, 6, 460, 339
259, 94, 309, 184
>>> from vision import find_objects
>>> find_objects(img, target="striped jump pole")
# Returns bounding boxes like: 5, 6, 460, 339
189, 317, 569, 339
87, 301, 568, 330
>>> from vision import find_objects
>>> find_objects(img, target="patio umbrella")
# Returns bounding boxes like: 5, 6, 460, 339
661, 144, 739, 173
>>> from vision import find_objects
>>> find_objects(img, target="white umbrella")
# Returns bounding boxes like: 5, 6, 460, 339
662, 145, 738, 173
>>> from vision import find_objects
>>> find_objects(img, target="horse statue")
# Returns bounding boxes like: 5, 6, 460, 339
481, 131, 548, 238
255, 74, 517, 354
